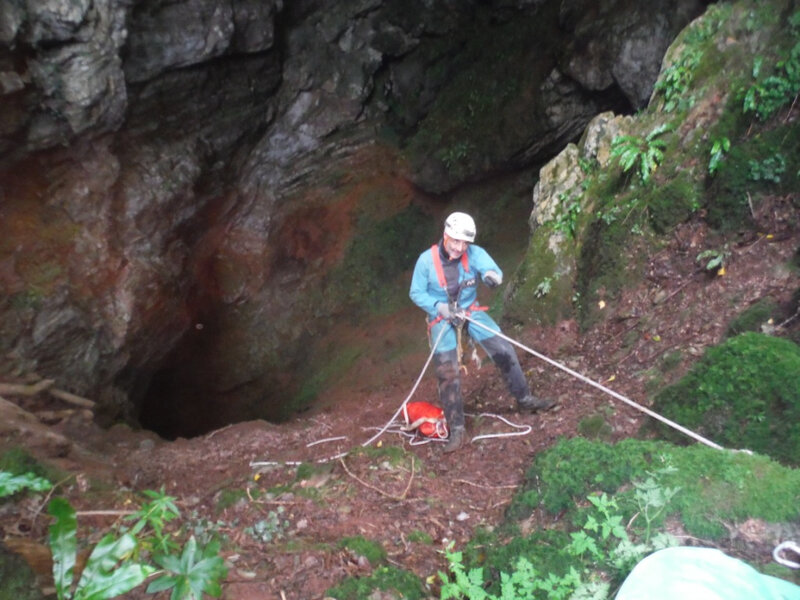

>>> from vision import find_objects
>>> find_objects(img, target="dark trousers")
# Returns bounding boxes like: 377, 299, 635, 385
434, 332, 530, 429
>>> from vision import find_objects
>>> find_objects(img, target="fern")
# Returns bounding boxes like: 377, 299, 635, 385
610, 124, 672, 184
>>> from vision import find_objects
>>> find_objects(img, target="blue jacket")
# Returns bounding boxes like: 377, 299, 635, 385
409, 241, 502, 319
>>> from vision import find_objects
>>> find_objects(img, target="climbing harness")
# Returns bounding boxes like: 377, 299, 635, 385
462, 313, 725, 451
426, 243, 488, 374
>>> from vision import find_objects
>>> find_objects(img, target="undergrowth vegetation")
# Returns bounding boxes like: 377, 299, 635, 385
0, 460, 227, 600
436, 437, 800, 599
651, 332, 800, 466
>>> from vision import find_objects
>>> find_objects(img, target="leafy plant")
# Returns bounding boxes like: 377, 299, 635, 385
439, 544, 582, 600
440, 478, 680, 600
654, 46, 703, 113
553, 192, 582, 239
125, 487, 181, 555
742, 11, 800, 120
708, 137, 730, 175
567, 493, 628, 562
244, 507, 290, 544
0, 471, 52, 498
147, 536, 227, 600
49, 497, 156, 600
610, 124, 672, 185
695, 247, 728, 272
748, 153, 786, 183
533, 277, 553, 298
47, 492, 228, 600
628, 467, 681, 544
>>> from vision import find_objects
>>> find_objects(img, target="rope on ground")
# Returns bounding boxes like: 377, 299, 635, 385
358, 323, 447, 449
774, 541, 800, 569
463, 314, 725, 451
466, 412, 531, 442
249, 325, 449, 469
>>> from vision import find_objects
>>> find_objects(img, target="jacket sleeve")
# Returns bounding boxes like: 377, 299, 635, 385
409, 250, 441, 317
469, 245, 502, 283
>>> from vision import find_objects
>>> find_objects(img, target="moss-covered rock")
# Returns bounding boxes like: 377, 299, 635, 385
652, 332, 800, 466
0, 544, 44, 600
509, 437, 800, 539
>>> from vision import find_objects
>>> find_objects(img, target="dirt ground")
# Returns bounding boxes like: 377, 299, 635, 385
1, 215, 799, 599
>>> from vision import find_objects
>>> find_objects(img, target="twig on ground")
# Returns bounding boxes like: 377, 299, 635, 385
453, 479, 518, 490
75, 510, 136, 517
339, 456, 415, 501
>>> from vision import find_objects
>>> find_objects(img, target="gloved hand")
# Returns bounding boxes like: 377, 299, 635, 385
436, 302, 453, 320
484, 270, 502, 288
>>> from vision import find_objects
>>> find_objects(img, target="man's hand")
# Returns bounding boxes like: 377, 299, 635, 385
484, 270, 502, 288
437, 302, 465, 325
437, 302, 453, 320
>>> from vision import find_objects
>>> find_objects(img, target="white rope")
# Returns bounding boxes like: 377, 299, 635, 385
463, 314, 725, 451
773, 541, 800, 569
249, 324, 448, 469
467, 412, 532, 442
358, 324, 447, 448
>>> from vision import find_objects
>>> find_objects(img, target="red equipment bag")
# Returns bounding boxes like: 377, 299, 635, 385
403, 401, 448, 439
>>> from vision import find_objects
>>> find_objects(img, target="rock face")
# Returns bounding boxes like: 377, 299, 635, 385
0, 0, 708, 436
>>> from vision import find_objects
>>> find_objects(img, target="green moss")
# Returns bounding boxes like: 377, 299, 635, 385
509, 437, 800, 540
326, 564, 426, 600
652, 332, 800, 466
577, 413, 615, 441
646, 172, 701, 233
350, 444, 410, 467
325, 204, 436, 316
406, 529, 433, 545
215, 488, 248, 512
339, 536, 387, 565
725, 297, 781, 337
706, 120, 800, 231
575, 199, 652, 331
508, 437, 649, 518
503, 226, 576, 326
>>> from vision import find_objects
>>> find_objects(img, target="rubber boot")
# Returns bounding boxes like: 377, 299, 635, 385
518, 394, 556, 413
443, 426, 465, 453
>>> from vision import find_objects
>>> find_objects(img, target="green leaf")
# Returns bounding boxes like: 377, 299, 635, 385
48, 497, 78, 600
73, 533, 154, 600
0, 471, 52, 498
149, 536, 227, 600
74, 563, 155, 600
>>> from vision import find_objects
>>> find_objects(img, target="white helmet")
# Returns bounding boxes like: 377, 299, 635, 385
444, 212, 476, 242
